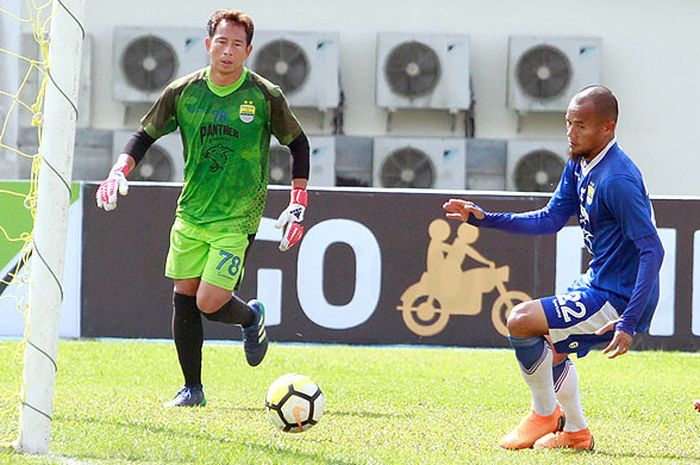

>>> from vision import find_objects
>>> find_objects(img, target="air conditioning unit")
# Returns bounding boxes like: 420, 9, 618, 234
18, 33, 93, 128
507, 36, 601, 113
465, 139, 506, 191
112, 130, 183, 182
376, 33, 471, 112
335, 136, 373, 187
506, 139, 568, 192
373, 137, 466, 189
268, 135, 336, 187
268, 142, 292, 186
308, 135, 336, 186
112, 27, 207, 104
247, 31, 340, 110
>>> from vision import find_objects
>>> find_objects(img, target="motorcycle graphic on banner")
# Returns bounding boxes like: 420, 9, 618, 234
398, 219, 531, 337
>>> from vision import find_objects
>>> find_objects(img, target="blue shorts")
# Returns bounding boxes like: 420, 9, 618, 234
541, 286, 625, 358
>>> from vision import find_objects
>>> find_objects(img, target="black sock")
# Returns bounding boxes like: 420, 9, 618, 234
172, 293, 203, 387
201, 294, 254, 326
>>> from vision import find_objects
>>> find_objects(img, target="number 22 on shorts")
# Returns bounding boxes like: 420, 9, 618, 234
556, 292, 588, 323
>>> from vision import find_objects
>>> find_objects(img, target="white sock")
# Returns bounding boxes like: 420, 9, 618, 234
554, 359, 588, 432
518, 343, 557, 416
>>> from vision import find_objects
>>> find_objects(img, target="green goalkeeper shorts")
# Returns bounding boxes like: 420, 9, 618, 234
165, 217, 253, 291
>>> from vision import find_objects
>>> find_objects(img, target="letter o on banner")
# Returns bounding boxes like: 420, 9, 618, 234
297, 219, 381, 329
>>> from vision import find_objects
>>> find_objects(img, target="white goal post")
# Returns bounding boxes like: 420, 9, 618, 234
15, 0, 85, 455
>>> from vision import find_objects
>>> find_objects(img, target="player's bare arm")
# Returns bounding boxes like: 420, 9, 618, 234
442, 199, 485, 222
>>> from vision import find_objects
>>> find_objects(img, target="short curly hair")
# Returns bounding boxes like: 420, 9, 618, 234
207, 9, 254, 45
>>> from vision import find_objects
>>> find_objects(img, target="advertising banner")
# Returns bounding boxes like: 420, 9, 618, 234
81, 184, 699, 351
0, 181, 82, 338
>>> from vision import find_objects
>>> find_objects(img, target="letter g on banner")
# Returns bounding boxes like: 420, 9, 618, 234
297, 219, 381, 329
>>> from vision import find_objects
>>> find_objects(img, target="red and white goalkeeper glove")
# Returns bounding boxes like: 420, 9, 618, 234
96, 161, 130, 212
275, 187, 307, 252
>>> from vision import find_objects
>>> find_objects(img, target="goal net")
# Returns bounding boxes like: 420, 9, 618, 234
0, 0, 51, 446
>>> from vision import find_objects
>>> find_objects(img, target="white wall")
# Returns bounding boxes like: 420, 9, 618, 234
82, 0, 700, 195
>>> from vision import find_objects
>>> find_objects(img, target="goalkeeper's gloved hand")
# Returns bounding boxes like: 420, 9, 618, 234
275, 187, 307, 252
96, 160, 130, 212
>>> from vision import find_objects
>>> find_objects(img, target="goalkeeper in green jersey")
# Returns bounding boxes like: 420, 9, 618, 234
96, 9, 310, 407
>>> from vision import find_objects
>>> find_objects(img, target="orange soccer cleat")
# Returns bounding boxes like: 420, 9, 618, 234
534, 428, 595, 450
499, 405, 565, 450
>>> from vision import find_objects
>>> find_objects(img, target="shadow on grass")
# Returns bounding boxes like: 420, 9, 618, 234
58, 414, 364, 465
326, 409, 410, 420
218, 405, 410, 420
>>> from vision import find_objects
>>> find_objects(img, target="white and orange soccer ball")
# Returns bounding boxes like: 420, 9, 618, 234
265, 373, 325, 433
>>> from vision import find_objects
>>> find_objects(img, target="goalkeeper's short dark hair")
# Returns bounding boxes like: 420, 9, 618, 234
207, 9, 254, 45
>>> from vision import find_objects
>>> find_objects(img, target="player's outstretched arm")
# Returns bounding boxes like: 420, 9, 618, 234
96, 154, 135, 212
442, 199, 485, 223
275, 178, 308, 252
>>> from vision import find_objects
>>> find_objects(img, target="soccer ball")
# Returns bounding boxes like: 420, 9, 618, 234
265, 373, 325, 433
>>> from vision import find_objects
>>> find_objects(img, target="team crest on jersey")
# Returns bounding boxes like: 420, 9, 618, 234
239, 102, 255, 123
586, 182, 596, 205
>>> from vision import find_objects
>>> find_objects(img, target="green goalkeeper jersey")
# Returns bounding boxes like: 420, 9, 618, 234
141, 67, 303, 234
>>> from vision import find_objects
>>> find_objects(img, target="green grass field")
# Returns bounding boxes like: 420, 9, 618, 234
0, 340, 698, 465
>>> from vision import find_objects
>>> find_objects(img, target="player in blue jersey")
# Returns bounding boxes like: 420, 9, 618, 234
443, 86, 664, 450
